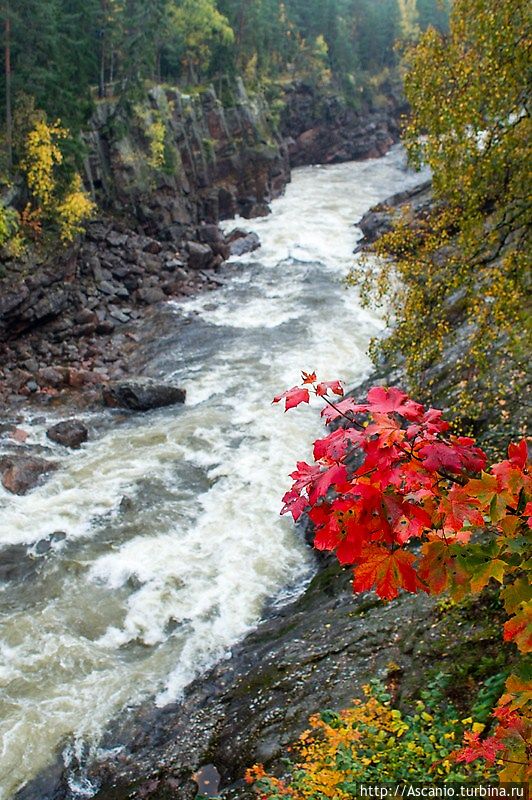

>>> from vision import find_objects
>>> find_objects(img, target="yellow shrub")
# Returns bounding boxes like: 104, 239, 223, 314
56, 174, 95, 243
20, 119, 67, 210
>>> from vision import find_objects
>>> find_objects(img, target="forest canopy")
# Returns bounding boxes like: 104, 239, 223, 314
1, 0, 450, 140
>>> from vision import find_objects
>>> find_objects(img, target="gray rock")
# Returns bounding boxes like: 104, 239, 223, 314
36, 367, 67, 389
106, 231, 129, 248
102, 379, 186, 411
187, 241, 213, 270
227, 229, 261, 257
108, 308, 130, 324
143, 239, 163, 255
99, 280, 118, 296
136, 287, 165, 304
46, 419, 88, 449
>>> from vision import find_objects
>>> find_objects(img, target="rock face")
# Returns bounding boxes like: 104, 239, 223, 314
281, 80, 404, 166
0, 455, 57, 495
355, 180, 433, 249
46, 419, 88, 448
85, 79, 290, 235
102, 379, 186, 411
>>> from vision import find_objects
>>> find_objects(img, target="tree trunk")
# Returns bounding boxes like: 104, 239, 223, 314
5, 2, 12, 170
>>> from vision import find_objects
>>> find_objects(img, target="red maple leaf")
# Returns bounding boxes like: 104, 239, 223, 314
508, 438, 529, 469
301, 371, 317, 385
352, 544, 422, 601
308, 464, 348, 504
352, 387, 425, 421
280, 490, 308, 521
417, 441, 463, 473
320, 397, 361, 423
273, 386, 310, 411
452, 732, 505, 765
438, 486, 484, 532
313, 428, 365, 463
406, 408, 450, 438
452, 437, 487, 473
316, 380, 344, 398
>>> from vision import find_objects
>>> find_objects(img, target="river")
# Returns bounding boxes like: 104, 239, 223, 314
0, 146, 427, 798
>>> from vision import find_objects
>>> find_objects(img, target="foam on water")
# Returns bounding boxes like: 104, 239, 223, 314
0, 146, 428, 798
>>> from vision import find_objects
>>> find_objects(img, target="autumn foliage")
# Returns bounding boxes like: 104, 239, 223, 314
271, 375, 531, 783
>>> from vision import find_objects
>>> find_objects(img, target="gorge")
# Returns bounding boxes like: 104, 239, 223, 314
1, 144, 430, 799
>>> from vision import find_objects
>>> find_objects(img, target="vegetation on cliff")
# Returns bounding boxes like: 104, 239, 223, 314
351, 0, 531, 433
0, 0, 448, 258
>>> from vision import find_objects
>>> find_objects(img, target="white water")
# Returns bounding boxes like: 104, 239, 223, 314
0, 146, 427, 798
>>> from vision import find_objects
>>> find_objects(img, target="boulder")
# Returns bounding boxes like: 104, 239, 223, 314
36, 366, 67, 389
102, 380, 186, 412
187, 241, 213, 270
136, 287, 166, 305
226, 229, 261, 257
0, 455, 58, 495
46, 419, 88, 449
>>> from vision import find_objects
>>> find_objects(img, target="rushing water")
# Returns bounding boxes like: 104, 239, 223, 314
0, 146, 428, 798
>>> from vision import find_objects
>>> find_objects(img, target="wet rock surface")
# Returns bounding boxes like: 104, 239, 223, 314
101, 379, 186, 411
355, 180, 433, 250
227, 229, 261, 257
46, 419, 88, 448
0, 454, 58, 495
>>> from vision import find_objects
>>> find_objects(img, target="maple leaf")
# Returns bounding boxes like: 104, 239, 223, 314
352, 387, 425, 421
289, 461, 322, 492
352, 544, 422, 601
301, 371, 317, 384
452, 732, 505, 764
320, 397, 361, 423
438, 486, 484, 532
465, 472, 499, 507
366, 413, 405, 447
417, 440, 463, 473
336, 522, 367, 564
315, 380, 344, 398
452, 437, 487, 473
314, 518, 343, 551
491, 459, 527, 499
418, 540, 451, 594
501, 578, 532, 614
280, 490, 308, 521
418, 437, 487, 475
273, 386, 310, 411
406, 408, 450, 439
508, 439, 529, 469
469, 558, 506, 593
308, 464, 347, 504
503, 605, 532, 653
313, 428, 364, 463
492, 704, 525, 732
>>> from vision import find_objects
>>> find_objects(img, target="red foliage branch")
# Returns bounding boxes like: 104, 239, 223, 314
274, 375, 531, 779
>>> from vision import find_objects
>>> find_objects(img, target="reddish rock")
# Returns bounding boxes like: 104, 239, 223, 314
46, 419, 88, 448
36, 366, 67, 389
0, 455, 58, 495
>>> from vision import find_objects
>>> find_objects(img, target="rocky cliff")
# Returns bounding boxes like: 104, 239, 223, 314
281, 79, 403, 166
0, 78, 402, 413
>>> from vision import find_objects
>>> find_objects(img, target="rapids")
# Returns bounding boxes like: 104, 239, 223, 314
0, 146, 428, 798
